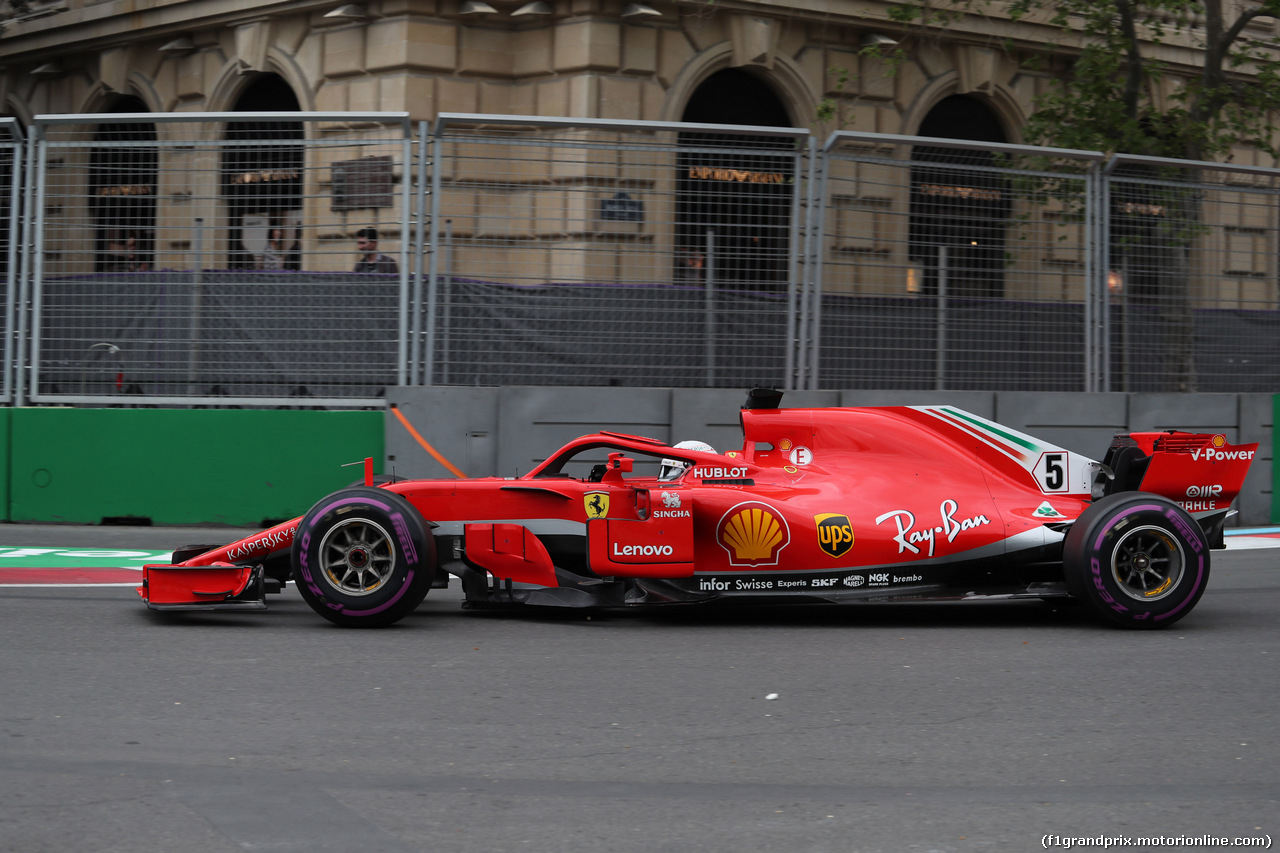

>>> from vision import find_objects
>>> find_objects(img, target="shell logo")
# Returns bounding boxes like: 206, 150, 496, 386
716, 501, 790, 566
1211, 434, 1226, 449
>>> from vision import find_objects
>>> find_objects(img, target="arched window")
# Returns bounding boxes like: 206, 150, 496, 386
221, 75, 303, 269
678, 69, 795, 289
909, 95, 1011, 298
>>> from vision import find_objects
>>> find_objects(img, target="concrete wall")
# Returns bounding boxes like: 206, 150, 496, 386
386, 387, 1275, 527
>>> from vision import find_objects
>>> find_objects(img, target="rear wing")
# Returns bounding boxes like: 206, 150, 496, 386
1102, 431, 1257, 547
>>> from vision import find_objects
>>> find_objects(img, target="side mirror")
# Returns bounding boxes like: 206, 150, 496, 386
608, 452, 634, 473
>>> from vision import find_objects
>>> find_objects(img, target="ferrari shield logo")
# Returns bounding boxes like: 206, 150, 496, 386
584, 492, 610, 519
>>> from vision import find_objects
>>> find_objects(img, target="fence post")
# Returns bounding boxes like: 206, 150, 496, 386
936, 244, 948, 391
787, 136, 815, 392
410, 120, 429, 386
805, 135, 831, 390
2, 121, 23, 404
1098, 159, 1114, 393
396, 130, 413, 388
17, 124, 46, 407
424, 119, 445, 388
441, 219, 453, 385
704, 228, 716, 387
186, 218, 204, 396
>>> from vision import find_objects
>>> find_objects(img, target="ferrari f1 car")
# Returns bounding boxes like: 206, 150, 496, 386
139, 389, 1257, 629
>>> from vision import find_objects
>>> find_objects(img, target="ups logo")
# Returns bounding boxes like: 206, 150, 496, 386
814, 513, 855, 558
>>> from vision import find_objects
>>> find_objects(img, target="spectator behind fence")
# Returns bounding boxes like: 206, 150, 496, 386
354, 227, 398, 274
122, 231, 149, 272
258, 227, 286, 270
677, 250, 705, 282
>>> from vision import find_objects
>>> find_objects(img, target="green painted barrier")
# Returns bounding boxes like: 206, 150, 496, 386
8, 408, 383, 526
0, 408, 10, 520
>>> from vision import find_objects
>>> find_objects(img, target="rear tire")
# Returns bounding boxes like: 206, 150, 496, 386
1062, 493, 1210, 629
291, 487, 434, 628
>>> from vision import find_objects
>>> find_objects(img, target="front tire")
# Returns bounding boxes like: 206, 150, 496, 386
1062, 493, 1210, 629
292, 487, 434, 627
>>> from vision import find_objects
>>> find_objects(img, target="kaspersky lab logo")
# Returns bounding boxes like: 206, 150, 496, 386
814, 513, 854, 558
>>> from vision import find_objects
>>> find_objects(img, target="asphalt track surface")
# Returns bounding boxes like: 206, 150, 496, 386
1, 524, 1277, 853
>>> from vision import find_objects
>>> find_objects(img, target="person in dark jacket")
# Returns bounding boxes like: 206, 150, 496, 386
354, 227, 398, 274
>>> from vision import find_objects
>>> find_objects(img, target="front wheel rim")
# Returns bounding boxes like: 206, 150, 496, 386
317, 517, 396, 596
1111, 525, 1185, 602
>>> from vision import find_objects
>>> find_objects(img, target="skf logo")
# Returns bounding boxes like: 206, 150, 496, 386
717, 501, 790, 566
584, 492, 609, 519
814, 513, 854, 558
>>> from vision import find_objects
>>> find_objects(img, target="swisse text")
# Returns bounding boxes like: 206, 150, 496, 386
612, 543, 674, 557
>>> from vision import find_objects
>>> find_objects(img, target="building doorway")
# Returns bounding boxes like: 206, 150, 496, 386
909, 95, 1011, 298
222, 75, 303, 269
91, 97, 157, 273
677, 69, 795, 288
0, 117, 21, 282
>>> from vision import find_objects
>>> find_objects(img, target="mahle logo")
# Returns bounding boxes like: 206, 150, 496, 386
814, 513, 854, 558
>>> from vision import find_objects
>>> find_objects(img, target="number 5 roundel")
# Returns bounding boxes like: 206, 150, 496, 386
1034, 451, 1069, 493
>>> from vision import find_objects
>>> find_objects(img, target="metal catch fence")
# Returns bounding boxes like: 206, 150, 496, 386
25, 112, 412, 406
1106, 155, 1280, 394
422, 115, 810, 389
2, 112, 1279, 405
809, 132, 1105, 392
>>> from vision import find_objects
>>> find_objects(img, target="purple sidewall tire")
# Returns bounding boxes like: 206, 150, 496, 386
1062, 492, 1210, 630
291, 487, 435, 628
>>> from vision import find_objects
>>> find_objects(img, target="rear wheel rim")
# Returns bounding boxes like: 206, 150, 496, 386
318, 517, 396, 596
1111, 525, 1184, 602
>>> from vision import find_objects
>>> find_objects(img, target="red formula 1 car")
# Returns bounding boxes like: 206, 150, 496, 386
139, 388, 1257, 629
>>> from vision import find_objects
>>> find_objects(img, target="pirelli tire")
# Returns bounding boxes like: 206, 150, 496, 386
1062, 492, 1211, 629
291, 487, 435, 628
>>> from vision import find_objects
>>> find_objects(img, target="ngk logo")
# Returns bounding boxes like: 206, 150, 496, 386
1186, 484, 1223, 498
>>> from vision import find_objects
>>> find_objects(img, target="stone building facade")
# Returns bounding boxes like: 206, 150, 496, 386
1, 0, 1276, 305
0, 0, 1053, 136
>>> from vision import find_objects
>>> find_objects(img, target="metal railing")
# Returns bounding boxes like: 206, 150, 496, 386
809, 132, 1107, 392
23, 112, 413, 407
0, 112, 1277, 405
423, 114, 810, 389
1, 118, 22, 404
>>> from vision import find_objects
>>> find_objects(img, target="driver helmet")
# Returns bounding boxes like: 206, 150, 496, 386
659, 440, 716, 481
